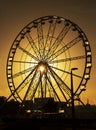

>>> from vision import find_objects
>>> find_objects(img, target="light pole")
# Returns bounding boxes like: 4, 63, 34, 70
70, 68, 78, 121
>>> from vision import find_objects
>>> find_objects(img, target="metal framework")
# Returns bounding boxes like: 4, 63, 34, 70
6, 16, 92, 107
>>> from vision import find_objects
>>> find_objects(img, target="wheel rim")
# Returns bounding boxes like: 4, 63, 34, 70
7, 16, 92, 104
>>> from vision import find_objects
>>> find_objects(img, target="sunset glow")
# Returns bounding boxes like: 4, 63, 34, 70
0, 0, 96, 106
36, 62, 47, 74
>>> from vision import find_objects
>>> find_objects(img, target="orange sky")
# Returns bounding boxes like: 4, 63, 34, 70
0, 0, 96, 105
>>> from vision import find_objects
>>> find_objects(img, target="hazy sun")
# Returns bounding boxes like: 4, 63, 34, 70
36, 62, 47, 74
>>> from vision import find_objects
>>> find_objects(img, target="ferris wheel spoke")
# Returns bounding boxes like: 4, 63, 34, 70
17, 77, 32, 94
22, 70, 38, 101
37, 22, 44, 57
11, 67, 36, 97
48, 66, 72, 96
13, 66, 35, 78
46, 21, 71, 59
49, 68, 68, 102
42, 75, 47, 98
18, 45, 38, 61
45, 18, 56, 46
47, 36, 82, 61
49, 65, 82, 79
13, 60, 37, 64
46, 73, 61, 102
44, 18, 57, 57
46, 73, 56, 98
39, 73, 44, 98
29, 73, 42, 100
49, 55, 86, 64
25, 32, 40, 59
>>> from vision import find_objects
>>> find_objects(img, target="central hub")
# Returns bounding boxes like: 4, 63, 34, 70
36, 61, 48, 74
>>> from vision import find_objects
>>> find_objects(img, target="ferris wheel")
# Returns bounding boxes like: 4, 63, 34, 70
6, 15, 92, 105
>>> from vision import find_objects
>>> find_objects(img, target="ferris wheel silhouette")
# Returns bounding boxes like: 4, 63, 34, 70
6, 15, 92, 109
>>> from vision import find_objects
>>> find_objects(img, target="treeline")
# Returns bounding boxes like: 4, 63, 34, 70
0, 96, 20, 116
0, 96, 96, 119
